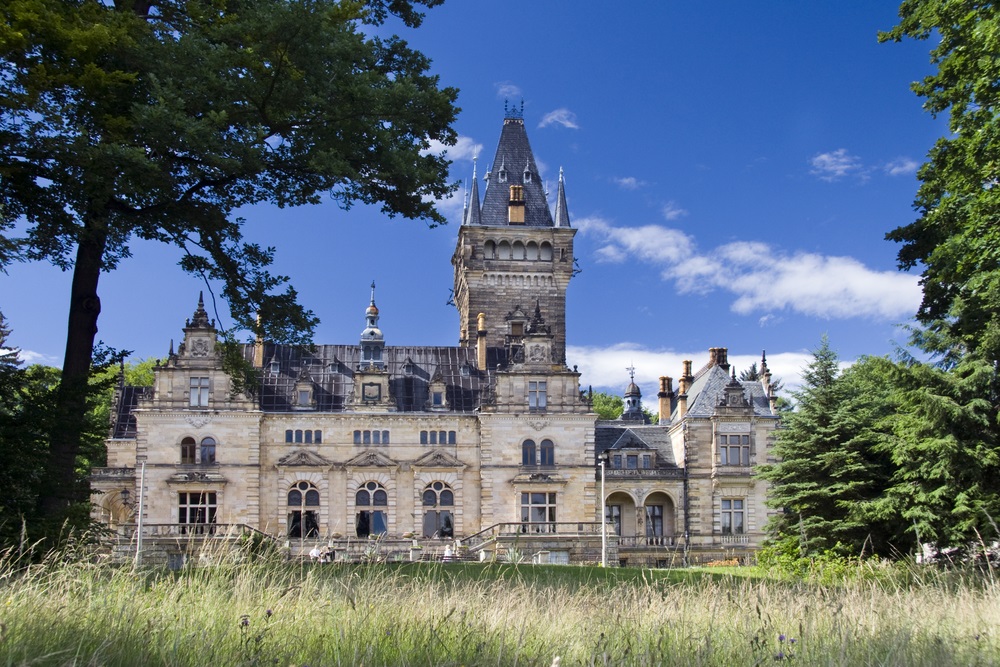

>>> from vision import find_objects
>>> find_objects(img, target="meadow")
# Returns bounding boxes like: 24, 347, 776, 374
0, 549, 997, 666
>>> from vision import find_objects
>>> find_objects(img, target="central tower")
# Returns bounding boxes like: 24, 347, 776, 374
452, 106, 577, 366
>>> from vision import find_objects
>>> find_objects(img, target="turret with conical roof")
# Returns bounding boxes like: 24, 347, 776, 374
452, 105, 578, 365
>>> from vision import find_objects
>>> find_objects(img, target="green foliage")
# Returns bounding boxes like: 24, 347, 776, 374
758, 340, 909, 558
591, 391, 624, 420
880, 4, 1000, 366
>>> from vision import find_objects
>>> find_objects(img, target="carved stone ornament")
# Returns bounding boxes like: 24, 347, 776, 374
528, 344, 547, 362
717, 422, 751, 433
276, 449, 334, 468
191, 338, 210, 357
527, 420, 549, 431
185, 415, 212, 428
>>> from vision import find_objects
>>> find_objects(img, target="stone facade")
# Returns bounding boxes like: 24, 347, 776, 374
93, 109, 780, 565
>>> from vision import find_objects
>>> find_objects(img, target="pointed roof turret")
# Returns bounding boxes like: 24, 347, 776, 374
553, 167, 571, 228
621, 364, 649, 423
186, 291, 214, 329
361, 281, 383, 342
465, 159, 482, 226
479, 107, 553, 227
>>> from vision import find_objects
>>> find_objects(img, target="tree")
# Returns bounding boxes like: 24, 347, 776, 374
0, 0, 459, 517
591, 391, 624, 420
880, 4, 1000, 365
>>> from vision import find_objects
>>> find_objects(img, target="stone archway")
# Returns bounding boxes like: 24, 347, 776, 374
605, 490, 637, 538
642, 491, 676, 546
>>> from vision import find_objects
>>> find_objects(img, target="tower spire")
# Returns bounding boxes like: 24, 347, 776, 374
465, 158, 482, 226
554, 167, 571, 228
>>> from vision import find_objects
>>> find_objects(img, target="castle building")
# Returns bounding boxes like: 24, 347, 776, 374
93, 107, 780, 566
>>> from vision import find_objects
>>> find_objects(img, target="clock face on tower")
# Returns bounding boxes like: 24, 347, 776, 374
363, 383, 381, 402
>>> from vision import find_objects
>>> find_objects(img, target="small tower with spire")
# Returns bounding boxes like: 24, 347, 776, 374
359, 281, 385, 370
621, 365, 650, 423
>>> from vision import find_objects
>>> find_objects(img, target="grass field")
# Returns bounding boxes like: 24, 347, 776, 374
0, 550, 997, 666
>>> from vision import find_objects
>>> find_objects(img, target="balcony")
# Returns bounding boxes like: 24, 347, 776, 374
617, 535, 677, 548
604, 468, 684, 480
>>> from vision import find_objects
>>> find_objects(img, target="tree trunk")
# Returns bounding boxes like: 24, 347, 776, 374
39, 219, 108, 517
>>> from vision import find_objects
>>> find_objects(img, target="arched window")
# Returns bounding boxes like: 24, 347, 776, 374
540, 242, 553, 261
181, 437, 196, 465
484, 240, 496, 259
422, 482, 455, 538
200, 437, 216, 465
497, 241, 511, 259
512, 241, 525, 260
526, 241, 539, 260
355, 481, 388, 537
521, 439, 536, 466
540, 439, 555, 466
295, 429, 303, 443
287, 481, 320, 538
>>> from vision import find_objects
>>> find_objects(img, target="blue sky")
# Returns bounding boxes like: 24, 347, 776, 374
1, 2, 942, 400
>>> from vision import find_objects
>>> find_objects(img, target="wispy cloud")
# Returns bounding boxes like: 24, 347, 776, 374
883, 157, 919, 177
422, 135, 482, 162
568, 343, 815, 399
613, 177, 646, 190
661, 201, 688, 221
538, 108, 580, 130
15, 349, 62, 367
495, 82, 522, 99
578, 216, 922, 321
809, 148, 862, 181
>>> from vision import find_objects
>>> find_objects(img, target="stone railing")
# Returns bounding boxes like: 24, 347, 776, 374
604, 468, 684, 480
617, 535, 677, 548
91, 467, 136, 481
719, 533, 750, 544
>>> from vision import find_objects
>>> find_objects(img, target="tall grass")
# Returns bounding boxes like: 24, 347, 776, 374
0, 551, 996, 666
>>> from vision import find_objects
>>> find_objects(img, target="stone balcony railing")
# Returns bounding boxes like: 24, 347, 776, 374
617, 535, 677, 548
604, 468, 685, 480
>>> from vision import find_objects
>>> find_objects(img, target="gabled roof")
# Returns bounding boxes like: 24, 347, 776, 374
477, 117, 555, 227
683, 364, 774, 418
276, 449, 335, 468
595, 425, 679, 467
344, 449, 398, 468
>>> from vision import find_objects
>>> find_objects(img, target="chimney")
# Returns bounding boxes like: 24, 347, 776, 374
476, 312, 488, 371
253, 314, 264, 367
658, 375, 673, 423
677, 360, 693, 419
717, 347, 729, 369
708, 347, 718, 366
508, 185, 525, 224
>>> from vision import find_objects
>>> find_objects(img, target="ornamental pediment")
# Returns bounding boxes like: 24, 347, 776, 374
609, 430, 654, 450
412, 449, 465, 470
276, 449, 334, 468
167, 470, 228, 484
345, 449, 398, 468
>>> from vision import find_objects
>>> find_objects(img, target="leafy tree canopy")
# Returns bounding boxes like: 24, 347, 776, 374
591, 391, 624, 421
880, 3, 1000, 364
0, 0, 459, 516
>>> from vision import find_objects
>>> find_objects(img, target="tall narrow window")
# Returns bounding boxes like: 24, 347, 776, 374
606, 504, 622, 536
189, 377, 210, 407
355, 482, 388, 537
180, 437, 197, 465
421, 482, 455, 538
539, 439, 555, 466
287, 481, 320, 538
646, 505, 664, 537
528, 381, 547, 411
200, 437, 216, 464
178, 492, 217, 534
521, 439, 536, 466
721, 498, 745, 534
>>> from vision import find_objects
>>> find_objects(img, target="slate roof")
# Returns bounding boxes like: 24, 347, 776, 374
476, 116, 555, 227
595, 424, 679, 467
252, 343, 486, 413
110, 386, 149, 438
683, 364, 774, 418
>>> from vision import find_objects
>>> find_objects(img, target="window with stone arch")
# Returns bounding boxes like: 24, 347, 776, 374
200, 437, 216, 464
287, 481, 320, 538
539, 242, 553, 261
512, 241, 525, 260
526, 241, 539, 260
355, 481, 388, 537
521, 439, 536, 466
180, 437, 196, 464
484, 240, 496, 259
422, 481, 455, 538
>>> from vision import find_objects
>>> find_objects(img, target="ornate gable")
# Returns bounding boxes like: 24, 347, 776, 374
276, 449, 334, 468
412, 449, 466, 470
345, 449, 398, 469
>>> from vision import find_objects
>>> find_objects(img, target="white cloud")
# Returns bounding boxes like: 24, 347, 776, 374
422, 135, 482, 162
495, 82, 522, 99
538, 108, 580, 130
567, 343, 816, 400
613, 177, 646, 190
661, 201, 688, 221
884, 157, 919, 176
809, 148, 862, 181
580, 219, 922, 321
17, 349, 61, 366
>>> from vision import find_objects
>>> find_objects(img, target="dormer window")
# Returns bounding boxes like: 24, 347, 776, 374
268, 361, 280, 375
498, 167, 507, 183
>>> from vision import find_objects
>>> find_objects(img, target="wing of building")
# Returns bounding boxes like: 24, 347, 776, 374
92, 107, 781, 567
